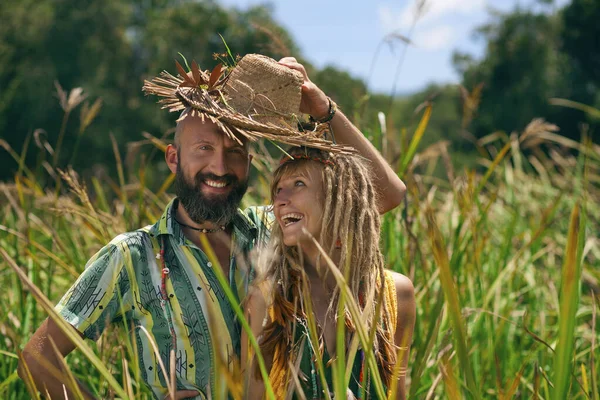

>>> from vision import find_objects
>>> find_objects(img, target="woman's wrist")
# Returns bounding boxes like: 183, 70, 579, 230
309, 97, 337, 123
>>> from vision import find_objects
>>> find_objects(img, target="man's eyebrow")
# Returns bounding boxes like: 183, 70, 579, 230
191, 138, 215, 145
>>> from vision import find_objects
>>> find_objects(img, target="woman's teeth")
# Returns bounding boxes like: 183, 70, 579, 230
205, 180, 228, 188
281, 213, 304, 227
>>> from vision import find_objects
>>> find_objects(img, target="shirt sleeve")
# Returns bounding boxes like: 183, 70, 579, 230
55, 237, 132, 340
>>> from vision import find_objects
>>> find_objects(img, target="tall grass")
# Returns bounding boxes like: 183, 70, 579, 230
0, 83, 598, 399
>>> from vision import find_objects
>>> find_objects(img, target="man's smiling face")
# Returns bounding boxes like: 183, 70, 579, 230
167, 114, 252, 225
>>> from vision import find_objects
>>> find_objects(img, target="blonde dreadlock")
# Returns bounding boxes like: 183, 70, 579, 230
258, 147, 398, 396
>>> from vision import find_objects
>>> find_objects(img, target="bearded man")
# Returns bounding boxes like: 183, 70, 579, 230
18, 55, 406, 399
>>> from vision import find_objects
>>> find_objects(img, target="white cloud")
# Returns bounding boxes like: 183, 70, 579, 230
413, 25, 456, 50
378, 0, 486, 52
379, 0, 485, 32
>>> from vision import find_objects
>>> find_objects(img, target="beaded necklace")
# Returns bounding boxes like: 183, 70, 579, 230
157, 235, 178, 351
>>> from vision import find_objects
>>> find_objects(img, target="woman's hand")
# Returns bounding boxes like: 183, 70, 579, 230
278, 57, 330, 119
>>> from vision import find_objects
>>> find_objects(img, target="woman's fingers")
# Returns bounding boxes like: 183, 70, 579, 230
278, 56, 297, 64
278, 58, 309, 80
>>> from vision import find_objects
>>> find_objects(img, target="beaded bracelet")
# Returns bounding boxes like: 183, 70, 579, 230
309, 97, 337, 124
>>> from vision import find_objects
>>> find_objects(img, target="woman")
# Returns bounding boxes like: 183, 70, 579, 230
245, 146, 415, 399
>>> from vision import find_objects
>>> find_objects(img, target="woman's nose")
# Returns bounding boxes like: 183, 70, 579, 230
274, 189, 290, 208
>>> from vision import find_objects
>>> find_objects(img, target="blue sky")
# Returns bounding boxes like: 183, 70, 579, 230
219, 0, 569, 95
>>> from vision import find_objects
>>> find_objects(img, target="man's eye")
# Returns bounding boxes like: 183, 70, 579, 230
199, 145, 211, 151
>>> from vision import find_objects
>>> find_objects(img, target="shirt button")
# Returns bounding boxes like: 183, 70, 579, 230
207, 262, 212, 267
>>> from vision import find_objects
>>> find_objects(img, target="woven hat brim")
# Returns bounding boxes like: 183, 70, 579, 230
142, 70, 356, 154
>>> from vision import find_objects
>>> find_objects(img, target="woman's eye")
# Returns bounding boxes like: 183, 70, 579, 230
294, 180, 305, 187
275, 187, 282, 194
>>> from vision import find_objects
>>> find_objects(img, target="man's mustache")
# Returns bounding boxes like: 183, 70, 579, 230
193, 172, 238, 186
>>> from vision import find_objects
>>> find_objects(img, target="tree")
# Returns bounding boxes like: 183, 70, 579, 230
561, 0, 600, 107
0, 0, 305, 181
453, 5, 597, 142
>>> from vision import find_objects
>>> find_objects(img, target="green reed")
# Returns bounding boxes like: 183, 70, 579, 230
0, 85, 598, 399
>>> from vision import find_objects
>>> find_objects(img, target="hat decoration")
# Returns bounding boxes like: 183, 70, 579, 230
142, 54, 355, 154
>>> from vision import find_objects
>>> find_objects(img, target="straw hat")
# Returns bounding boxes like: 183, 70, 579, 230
143, 54, 354, 153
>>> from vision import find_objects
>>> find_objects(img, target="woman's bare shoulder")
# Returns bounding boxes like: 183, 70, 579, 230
385, 270, 414, 301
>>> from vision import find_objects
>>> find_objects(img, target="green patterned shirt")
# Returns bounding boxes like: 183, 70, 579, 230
56, 199, 273, 399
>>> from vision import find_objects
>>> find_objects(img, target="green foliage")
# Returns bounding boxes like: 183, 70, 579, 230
1, 1, 600, 398
561, 0, 600, 85
453, 2, 600, 143
0, 0, 301, 181
1, 96, 598, 399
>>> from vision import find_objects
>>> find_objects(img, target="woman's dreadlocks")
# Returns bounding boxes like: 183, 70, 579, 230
258, 147, 398, 395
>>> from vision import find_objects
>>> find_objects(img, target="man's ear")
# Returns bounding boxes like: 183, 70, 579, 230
165, 144, 178, 174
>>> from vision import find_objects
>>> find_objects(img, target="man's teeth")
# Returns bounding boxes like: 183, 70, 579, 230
205, 180, 228, 188
282, 213, 304, 227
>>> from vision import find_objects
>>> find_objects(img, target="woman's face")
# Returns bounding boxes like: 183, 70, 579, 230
273, 162, 325, 247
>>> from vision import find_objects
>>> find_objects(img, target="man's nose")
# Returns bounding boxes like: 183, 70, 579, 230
208, 150, 228, 176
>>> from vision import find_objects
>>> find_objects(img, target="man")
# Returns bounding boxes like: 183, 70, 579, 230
18, 55, 406, 399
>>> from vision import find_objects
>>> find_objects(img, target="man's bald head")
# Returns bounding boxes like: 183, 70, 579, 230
174, 108, 248, 149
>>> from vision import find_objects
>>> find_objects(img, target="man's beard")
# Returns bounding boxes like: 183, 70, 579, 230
175, 164, 248, 226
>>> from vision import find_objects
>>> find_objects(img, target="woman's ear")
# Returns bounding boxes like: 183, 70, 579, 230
165, 144, 178, 174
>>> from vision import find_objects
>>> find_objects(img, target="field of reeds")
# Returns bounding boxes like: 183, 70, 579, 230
0, 85, 599, 399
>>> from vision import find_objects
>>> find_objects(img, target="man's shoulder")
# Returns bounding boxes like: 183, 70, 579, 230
102, 227, 155, 260
107, 226, 153, 245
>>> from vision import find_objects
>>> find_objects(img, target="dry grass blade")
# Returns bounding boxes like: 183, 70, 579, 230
474, 141, 511, 198
141, 131, 168, 152
384, 32, 413, 46
520, 118, 559, 143
66, 88, 87, 112
79, 98, 103, 134
549, 98, 600, 119
439, 351, 460, 400
0, 248, 129, 399
504, 364, 526, 399
136, 326, 176, 397
15, 350, 41, 400
48, 337, 86, 400
122, 358, 134, 398
54, 81, 68, 112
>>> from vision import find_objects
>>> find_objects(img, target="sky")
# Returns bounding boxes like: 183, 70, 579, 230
218, 0, 569, 95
